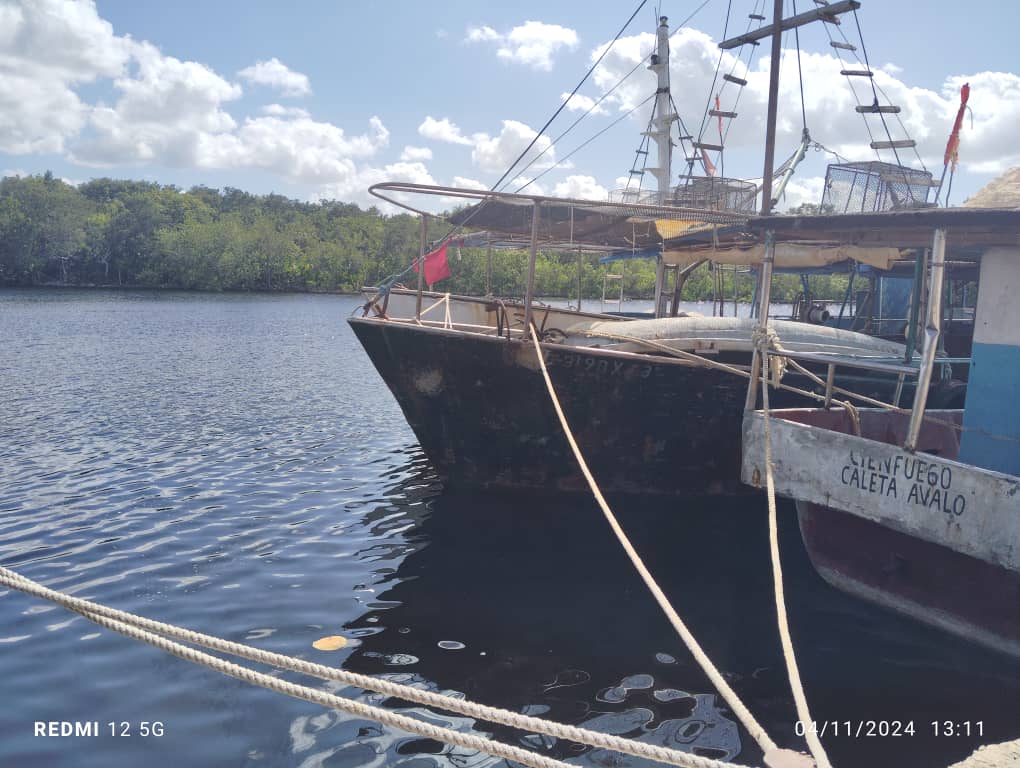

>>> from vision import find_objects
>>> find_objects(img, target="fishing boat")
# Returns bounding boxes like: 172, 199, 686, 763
349, 3, 969, 497
740, 173, 1020, 657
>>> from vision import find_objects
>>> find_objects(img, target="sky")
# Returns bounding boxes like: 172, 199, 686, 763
1, 0, 1018, 213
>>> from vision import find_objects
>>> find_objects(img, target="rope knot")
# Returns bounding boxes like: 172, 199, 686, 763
752, 324, 787, 386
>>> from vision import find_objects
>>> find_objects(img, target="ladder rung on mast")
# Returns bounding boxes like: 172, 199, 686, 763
841, 69, 874, 77
830, 41, 856, 51
723, 74, 747, 86
709, 110, 738, 119
693, 142, 724, 152
871, 140, 916, 150
856, 105, 901, 114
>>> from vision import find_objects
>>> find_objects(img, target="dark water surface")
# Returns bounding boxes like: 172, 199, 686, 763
1, 289, 1017, 768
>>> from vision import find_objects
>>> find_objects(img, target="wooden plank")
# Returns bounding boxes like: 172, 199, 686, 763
709, 110, 738, 118
830, 41, 857, 50
720, 0, 859, 48
871, 139, 917, 150
841, 69, 874, 77
741, 411, 1020, 570
692, 142, 724, 152
722, 73, 747, 86
749, 13, 766, 20
856, 105, 901, 113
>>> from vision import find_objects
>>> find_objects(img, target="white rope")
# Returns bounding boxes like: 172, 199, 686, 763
758, 343, 834, 768
528, 328, 804, 763
0, 566, 752, 768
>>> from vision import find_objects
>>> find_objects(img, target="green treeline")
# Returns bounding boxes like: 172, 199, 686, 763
0, 172, 846, 302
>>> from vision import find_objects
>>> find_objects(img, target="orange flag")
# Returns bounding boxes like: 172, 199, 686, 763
944, 82, 970, 169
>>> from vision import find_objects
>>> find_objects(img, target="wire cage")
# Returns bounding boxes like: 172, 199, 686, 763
820, 161, 934, 214
609, 176, 758, 213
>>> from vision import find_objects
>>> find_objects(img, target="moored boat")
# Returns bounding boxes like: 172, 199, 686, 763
350, 4, 971, 497
740, 189, 1020, 657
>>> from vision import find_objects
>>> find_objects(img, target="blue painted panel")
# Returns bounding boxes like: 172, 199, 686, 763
959, 341, 1020, 477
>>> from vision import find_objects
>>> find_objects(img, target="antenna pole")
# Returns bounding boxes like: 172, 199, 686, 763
759, 0, 783, 215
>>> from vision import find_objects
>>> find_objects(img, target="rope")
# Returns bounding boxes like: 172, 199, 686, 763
757, 341, 834, 768
0, 567, 752, 768
490, 0, 649, 195
528, 327, 806, 763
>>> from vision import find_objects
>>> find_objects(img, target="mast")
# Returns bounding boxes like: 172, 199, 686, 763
648, 16, 674, 315
759, 0, 783, 216
645, 16, 674, 202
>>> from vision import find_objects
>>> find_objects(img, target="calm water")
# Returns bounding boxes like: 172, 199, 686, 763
0, 288, 1016, 768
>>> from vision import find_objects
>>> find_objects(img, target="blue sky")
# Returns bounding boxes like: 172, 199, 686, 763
2, 0, 1018, 211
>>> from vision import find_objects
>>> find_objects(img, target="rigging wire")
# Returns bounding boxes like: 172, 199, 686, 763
515, 94, 657, 193
507, 0, 714, 191
491, 0, 650, 194
792, 0, 807, 133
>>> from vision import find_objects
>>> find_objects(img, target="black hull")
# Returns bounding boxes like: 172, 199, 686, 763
349, 318, 903, 496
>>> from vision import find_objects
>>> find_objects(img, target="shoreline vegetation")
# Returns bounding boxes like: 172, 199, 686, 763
0, 173, 847, 302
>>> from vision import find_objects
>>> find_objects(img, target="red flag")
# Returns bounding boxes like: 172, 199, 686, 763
944, 82, 970, 169
414, 242, 451, 285
703, 152, 716, 177
715, 94, 724, 137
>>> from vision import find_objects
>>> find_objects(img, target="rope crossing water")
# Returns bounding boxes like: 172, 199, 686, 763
0, 565, 755, 768
528, 329, 817, 768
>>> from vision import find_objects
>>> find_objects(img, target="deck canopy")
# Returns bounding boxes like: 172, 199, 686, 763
743, 207, 1020, 259
368, 181, 749, 255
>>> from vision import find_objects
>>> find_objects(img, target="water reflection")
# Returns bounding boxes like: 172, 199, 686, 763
298, 490, 1020, 768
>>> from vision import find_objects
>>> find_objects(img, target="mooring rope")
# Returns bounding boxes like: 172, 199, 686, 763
0, 567, 753, 768
757, 340, 834, 768
529, 328, 818, 768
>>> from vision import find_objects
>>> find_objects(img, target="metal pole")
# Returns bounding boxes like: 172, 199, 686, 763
415, 215, 427, 320
485, 245, 493, 295
577, 249, 583, 312
823, 364, 836, 408
904, 248, 927, 362
745, 230, 776, 411
759, 0, 784, 216
904, 228, 946, 451
523, 199, 540, 338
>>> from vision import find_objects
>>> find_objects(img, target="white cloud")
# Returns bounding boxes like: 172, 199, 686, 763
560, 92, 607, 115
316, 160, 437, 211
201, 114, 389, 182
507, 176, 546, 196
418, 115, 473, 145
400, 145, 433, 161
553, 174, 607, 201
452, 175, 486, 190
471, 119, 555, 174
262, 104, 310, 119
466, 21, 578, 71
776, 176, 824, 212
73, 40, 243, 166
465, 25, 500, 43
237, 57, 310, 97
0, 0, 133, 154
